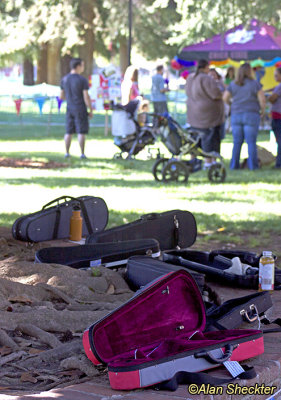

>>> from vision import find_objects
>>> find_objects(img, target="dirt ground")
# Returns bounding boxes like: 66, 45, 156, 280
0, 225, 280, 396
0, 227, 133, 395
0, 158, 68, 169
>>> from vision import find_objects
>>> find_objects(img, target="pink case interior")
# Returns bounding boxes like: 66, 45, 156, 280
91, 270, 262, 367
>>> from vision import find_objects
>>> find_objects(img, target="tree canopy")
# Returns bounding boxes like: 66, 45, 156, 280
1, 0, 281, 81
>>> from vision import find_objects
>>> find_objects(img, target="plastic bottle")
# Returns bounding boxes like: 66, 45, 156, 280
69, 205, 83, 241
258, 251, 275, 291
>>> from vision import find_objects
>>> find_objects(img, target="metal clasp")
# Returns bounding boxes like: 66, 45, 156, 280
240, 304, 258, 323
162, 286, 169, 295
176, 325, 185, 331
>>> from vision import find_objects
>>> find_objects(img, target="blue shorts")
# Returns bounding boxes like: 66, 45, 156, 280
66, 108, 89, 134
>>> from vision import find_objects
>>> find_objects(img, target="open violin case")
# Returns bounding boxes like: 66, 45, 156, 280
83, 270, 263, 390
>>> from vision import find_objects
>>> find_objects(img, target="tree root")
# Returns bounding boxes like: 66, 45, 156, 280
16, 323, 61, 349
16, 339, 83, 369
35, 283, 75, 304
0, 351, 26, 366
0, 328, 19, 350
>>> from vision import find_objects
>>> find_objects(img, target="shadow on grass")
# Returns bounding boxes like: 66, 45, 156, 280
181, 193, 256, 204
0, 210, 143, 230
0, 125, 110, 141
194, 212, 281, 236
0, 175, 161, 189
0, 153, 156, 171
1, 166, 281, 189
107, 209, 141, 228
1, 210, 280, 252
0, 212, 21, 228
223, 169, 281, 184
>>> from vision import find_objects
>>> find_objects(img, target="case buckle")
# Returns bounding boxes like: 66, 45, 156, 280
240, 304, 258, 323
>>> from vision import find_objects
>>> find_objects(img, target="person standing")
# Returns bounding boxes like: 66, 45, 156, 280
151, 65, 169, 116
185, 59, 224, 167
209, 68, 226, 140
268, 67, 281, 168
223, 63, 266, 170
224, 66, 235, 87
60, 57, 93, 159
121, 65, 140, 105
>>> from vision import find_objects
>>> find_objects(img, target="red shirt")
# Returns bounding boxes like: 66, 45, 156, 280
272, 111, 281, 119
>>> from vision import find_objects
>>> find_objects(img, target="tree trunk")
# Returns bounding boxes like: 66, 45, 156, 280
23, 58, 34, 86
36, 43, 48, 84
47, 39, 62, 85
119, 36, 128, 77
60, 54, 72, 78
78, 0, 95, 79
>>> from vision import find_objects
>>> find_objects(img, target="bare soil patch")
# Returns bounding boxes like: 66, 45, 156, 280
0, 158, 68, 169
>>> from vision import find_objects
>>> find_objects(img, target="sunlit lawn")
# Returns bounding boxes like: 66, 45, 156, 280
0, 122, 281, 248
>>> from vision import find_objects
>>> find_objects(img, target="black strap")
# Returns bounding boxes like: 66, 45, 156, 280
154, 366, 256, 391
42, 196, 93, 236
173, 215, 180, 248
52, 208, 61, 239
79, 199, 93, 235
42, 196, 78, 210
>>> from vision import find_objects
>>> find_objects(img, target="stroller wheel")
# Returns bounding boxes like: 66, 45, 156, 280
162, 160, 189, 183
114, 153, 123, 160
152, 158, 169, 181
208, 163, 226, 183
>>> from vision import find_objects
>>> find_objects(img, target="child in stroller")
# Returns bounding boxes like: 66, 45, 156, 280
152, 113, 226, 183
111, 98, 157, 159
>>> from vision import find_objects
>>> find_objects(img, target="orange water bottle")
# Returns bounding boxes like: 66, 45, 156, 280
69, 205, 83, 241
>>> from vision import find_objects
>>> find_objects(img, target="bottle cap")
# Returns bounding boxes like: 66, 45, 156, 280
262, 251, 272, 257
73, 204, 81, 211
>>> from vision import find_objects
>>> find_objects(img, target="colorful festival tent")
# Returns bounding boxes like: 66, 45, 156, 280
177, 20, 281, 90
178, 19, 281, 62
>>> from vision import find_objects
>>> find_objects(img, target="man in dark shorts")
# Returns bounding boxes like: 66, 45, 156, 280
60, 58, 93, 159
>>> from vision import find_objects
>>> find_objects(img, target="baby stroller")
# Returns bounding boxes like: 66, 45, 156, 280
152, 113, 226, 183
111, 99, 157, 159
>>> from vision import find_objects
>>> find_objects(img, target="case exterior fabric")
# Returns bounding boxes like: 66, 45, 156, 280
35, 240, 160, 269
83, 270, 263, 390
126, 255, 205, 293
12, 196, 108, 242
205, 291, 273, 331
85, 210, 197, 250
163, 249, 281, 289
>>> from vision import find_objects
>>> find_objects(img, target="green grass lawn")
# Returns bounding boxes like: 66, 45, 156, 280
0, 122, 281, 248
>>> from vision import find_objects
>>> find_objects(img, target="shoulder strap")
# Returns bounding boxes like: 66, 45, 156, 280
154, 366, 256, 391
79, 198, 93, 235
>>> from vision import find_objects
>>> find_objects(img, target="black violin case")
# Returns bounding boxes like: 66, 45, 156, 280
85, 210, 197, 250
12, 195, 108, 242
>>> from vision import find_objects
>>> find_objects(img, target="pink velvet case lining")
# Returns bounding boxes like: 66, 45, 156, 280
91, 270, 261, 366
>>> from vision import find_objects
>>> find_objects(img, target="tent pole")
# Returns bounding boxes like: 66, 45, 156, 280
173, 70, 179, 121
